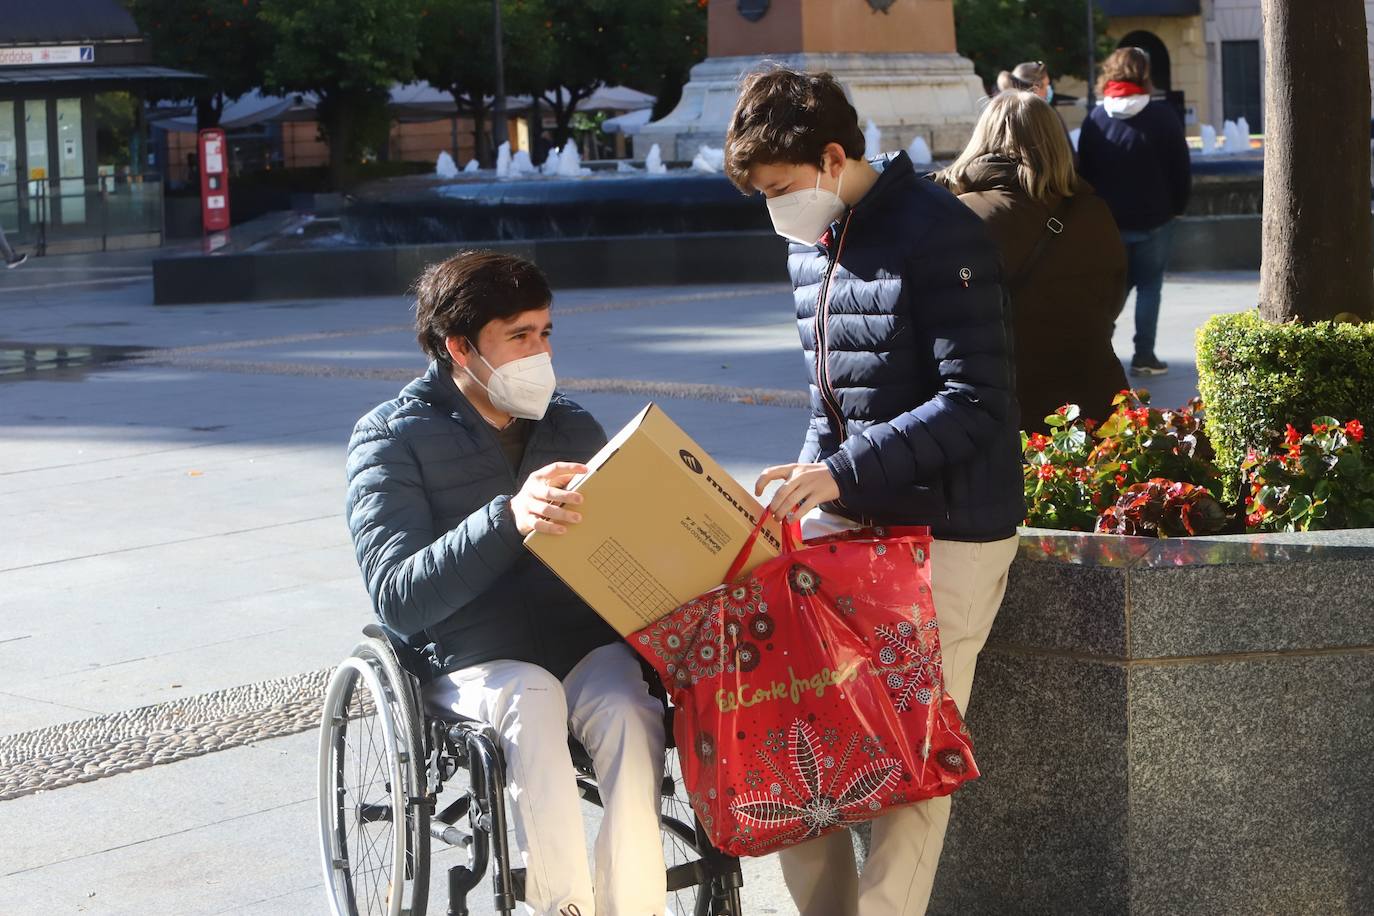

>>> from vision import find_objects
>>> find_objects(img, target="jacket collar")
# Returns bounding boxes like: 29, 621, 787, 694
819, 151, 916, 253
955, 155, 1022, 194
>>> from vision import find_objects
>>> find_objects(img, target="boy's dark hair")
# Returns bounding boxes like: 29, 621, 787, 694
724, 67, 865, 194
413, 250, 552, 363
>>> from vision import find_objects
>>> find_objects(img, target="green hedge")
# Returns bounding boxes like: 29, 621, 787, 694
1196, 310, 1374, 499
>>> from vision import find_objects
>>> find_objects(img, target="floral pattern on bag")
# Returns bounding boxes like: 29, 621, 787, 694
872, 618, 944, 712
729, 720, 902, 850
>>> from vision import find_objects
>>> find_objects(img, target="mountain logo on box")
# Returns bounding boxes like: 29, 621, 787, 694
680, 450, 704, 475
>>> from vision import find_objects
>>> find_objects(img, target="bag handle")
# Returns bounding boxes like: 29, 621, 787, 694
723, 512, 800, 584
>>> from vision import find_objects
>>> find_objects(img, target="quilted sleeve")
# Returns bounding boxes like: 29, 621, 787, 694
345, 424, 525, 638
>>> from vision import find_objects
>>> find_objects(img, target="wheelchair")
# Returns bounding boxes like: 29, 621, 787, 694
317, 624, 745, 916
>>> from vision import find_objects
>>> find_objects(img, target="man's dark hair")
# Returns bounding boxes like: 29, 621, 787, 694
413, 250, 552, 363
724, 67, 865, 194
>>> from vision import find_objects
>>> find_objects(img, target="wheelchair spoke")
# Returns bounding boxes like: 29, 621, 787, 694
320, 642, 430, 916
333, 667, 403, 915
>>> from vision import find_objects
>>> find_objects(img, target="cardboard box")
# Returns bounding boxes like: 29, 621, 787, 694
526, 403, 782, 635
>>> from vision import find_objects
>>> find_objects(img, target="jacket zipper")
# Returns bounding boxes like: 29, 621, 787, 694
815, 216, 853, 447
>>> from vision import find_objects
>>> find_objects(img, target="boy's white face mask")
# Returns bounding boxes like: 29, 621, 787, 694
463, 345, 557, 420
766, 169, 846, 245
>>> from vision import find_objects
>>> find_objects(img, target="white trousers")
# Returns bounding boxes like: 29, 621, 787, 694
778, 511, 1020, 916
424, 642, 668, 916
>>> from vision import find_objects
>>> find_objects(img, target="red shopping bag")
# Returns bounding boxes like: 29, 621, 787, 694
630, 518, 977, 857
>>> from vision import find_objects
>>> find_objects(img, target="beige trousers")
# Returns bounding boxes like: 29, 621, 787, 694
778, 512, 1020, 916
424, 642, 667, 916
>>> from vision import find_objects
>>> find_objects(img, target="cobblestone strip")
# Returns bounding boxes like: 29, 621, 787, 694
0, 669, 341, 802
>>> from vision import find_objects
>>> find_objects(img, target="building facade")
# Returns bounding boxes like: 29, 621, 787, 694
1100, 0, 1374, 135
1, 1, 198, 251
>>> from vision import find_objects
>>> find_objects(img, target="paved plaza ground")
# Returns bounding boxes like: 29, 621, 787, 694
0, 249, 1259, 915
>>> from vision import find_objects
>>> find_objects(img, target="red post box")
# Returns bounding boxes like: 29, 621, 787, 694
198, 128, 231, 233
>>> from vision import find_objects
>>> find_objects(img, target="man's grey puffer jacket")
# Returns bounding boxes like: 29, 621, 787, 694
345, 362, 619, 679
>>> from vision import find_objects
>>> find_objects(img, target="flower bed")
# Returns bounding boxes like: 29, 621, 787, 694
1022, 390, 1370, 536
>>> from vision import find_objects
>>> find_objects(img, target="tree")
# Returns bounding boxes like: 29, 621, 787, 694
532, 0, 706, 148
261, 0, 422, 188
127, 0, 274, 130
618, 0, 708, 122
1258, 0, 1374, 323
952, 0, 1111, 91
414, 0, 553, 167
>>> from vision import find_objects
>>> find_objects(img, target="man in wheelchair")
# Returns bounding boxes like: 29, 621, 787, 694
345, 251, 669, 915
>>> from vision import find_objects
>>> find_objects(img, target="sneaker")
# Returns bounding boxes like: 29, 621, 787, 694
1130, 354, 1169, 377
5, 253, 26, 269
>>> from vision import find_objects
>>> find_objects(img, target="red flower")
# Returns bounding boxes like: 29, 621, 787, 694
1084, 418, 1099, 432
1027, 433, 1050, 452
1313, 422, 1330, 435
1347, 419, 1365, 442
1114, 474, 1126, 486
1056, 405, 1069, 416
1246, 512, 1264, 528
1119, 462, 1130, 472
1284, 424, 1302, 446
1037, 464, 1055, 481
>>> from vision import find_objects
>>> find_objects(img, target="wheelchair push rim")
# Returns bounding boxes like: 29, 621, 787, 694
318, 655, 408, 916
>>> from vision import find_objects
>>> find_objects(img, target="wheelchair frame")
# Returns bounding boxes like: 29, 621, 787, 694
318, 625, 745, 916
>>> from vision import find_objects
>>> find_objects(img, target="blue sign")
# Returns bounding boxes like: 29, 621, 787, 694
80, 46, 94, 62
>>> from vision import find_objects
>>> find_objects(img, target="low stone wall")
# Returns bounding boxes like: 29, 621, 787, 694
152, 231, 790, 304
152, 213, 1271, 305
928, 530, 1374, 916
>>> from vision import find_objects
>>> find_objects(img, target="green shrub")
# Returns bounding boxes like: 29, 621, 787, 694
1196, 310, 1374, 499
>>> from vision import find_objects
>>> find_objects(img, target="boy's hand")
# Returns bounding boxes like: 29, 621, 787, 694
755, 463, 840, 522
512, 462, 587, 536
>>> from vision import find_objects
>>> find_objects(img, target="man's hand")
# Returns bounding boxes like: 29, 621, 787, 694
755, 462, 840, 522
512, 462, 587, 536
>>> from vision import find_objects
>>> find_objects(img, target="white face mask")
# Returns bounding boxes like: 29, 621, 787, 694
766, 169, 846, 245
1046, 85, 1055, 104
463, 346, 557, 420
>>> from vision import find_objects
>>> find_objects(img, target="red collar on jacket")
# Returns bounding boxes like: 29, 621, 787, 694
1103, 80, 1147, 97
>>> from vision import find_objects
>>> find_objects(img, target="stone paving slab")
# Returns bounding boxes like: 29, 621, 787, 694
0, 259, 1261, 914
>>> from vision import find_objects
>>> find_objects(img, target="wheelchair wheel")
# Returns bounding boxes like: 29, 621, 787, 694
660, 749, 743, 916
319, 644, 430, 916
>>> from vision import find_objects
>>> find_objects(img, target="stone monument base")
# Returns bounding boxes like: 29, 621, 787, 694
637, 52, 985, 165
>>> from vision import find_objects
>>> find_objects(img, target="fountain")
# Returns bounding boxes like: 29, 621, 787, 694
555, 139, 589, 177
541, 146, 561, 176
495, 141, 512, 178
1199, 124, 1219, 156
865, 119, 883, 157
645, 144, 667, 175
1222, 120, 1249, 154
691, 145, 724, 174
435, 151, 459, 179
463, 158, 480, 173
908, 135, 933, 166
511, 149, 537, 176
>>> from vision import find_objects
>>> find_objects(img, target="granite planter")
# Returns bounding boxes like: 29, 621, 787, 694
926, 529, 1374, 916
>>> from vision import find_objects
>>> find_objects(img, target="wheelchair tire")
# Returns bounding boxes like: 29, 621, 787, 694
319, 646, 430, 916
660, 749, 744, 916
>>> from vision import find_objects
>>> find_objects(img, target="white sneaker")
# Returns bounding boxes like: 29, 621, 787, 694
5, 253, 26, 269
